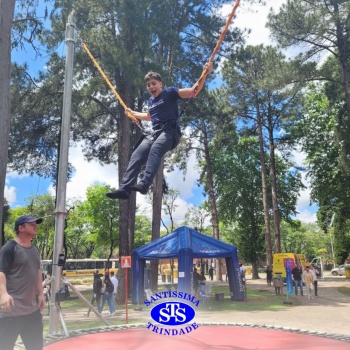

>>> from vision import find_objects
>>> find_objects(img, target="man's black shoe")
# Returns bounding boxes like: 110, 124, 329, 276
130, 183, 148, 195
106, 189, 130, 200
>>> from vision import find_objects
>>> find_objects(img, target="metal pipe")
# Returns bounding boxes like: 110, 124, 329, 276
48, 10, 76, 334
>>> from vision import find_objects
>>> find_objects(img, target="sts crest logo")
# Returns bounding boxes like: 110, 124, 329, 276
151, 302, 195, 326
145, 290, 200, 336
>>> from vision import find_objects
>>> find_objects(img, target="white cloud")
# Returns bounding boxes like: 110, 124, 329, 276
289, 149, 317, 223
48, 144, 119, 201
231, 0, 287, 47
6, 171, 30, 179
166, 152, 201, 200
295, 208, 317, 223
134, 150, 203, 219
4, 184, 16, 205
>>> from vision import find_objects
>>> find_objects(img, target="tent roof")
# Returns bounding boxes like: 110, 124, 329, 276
134, 226, 237, 259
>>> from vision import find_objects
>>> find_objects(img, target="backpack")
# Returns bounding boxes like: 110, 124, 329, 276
93, 277, 102, 294
106, 279, 114, 293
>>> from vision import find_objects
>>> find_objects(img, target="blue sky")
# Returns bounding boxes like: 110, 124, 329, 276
6, 0, 318, 223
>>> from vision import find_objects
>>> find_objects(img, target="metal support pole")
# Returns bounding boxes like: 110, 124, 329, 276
48, 11, 76, 334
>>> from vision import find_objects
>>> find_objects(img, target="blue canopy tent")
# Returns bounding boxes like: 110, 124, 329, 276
132, 226, 245, 304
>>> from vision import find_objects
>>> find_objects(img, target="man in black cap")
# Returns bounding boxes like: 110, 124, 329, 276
0, 215, 45, 350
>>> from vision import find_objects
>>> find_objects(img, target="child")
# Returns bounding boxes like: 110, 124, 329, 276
302, 266, 315, 300
107, 62, 213, 200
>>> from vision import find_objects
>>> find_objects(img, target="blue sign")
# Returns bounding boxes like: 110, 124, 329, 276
285, 258, 295, 296
150, 302, 195, 326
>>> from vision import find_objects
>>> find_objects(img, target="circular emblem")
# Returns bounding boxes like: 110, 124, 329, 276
150, 301, 195, 326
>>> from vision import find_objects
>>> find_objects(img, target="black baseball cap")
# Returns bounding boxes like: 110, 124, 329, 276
14, 215, 43, 231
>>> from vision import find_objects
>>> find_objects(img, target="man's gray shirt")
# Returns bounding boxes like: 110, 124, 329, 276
0, 240, 41, 317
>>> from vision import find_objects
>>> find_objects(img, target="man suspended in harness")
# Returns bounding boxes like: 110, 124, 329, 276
106, 62, 213, 200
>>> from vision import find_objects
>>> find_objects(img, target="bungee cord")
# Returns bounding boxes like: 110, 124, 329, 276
193, 0, 241, 96
79, 0, 240, 124
80, 41, 141, 128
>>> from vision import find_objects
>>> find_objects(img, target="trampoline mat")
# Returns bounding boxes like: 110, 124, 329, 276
44, 325, 349, 350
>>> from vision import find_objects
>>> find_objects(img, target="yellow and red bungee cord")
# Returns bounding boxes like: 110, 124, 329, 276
81, 0, 241, 121
81, 41, 141, 127
193, 0, 241, 96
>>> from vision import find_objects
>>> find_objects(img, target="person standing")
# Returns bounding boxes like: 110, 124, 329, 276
42, 274, 52, 316
85, 272, 103, 317
309, 265, 320, 297
265, 266, 273, 286
291, 265, 304, 296
239, 263, 246, 280
110, 271, 119, 304
303, 266, 315, 299
193, 268, 200, 298
106, 62, 213, 200
100, 273, 116, 315
0, 215, 45, 350
208, 266, 214, 281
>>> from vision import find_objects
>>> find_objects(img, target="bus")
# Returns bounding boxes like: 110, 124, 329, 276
41, 258, 120, 278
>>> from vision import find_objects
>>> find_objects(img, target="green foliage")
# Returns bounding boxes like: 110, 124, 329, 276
268, 0, 350, 168
12, 0, 50, 50
5, 194, 56, 258
280, 220, 323, 259
64, 200, 96, 258
183, 205, 210, 233
2, 199, 11, 244
83, 183, 120, 259
4, 184, 153, 258
293, 83, 350, 262
9, 62, 70, 179
212, 133, 304, 264
134, 215, 152, 249
339, 287, 350, 296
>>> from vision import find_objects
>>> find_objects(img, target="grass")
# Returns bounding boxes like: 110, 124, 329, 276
338, 286, 350, 297
42, 284, 298, 335
197, 285, 298, 312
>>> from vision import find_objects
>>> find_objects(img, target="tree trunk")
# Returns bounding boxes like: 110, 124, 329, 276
331, 1, 350, 168
150, 159, 164, 291
117, 84, 135, 304
267, 117, 281, 253
333, 1, 350, 116
256, 103, 273, 267
203, 128, 222, 280
0, 0, 16, 249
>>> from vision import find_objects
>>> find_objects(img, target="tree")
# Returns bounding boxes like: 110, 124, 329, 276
4, 193, 56, 257
183, 205, 210, 233
161, 188, 180, 233
1, 0, 51, 249
9, 62, 70, 180
213, 136, 266, 278
1, 199, 10, 246
212, 133, 303, 276
65, 201, 96, 258
293, 83, 350, 262
0, 0, 16, 249
173, 89, 237, 280
27, 194, 56, 259
268, 0, 350, 166
222, 44, 310, 260
37, 0, 247, 292
84, 184, 120, 260
280, 220, 333, 263
134, 215, 152, 249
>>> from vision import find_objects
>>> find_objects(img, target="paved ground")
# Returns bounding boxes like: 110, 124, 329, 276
207, 276, 350, 335
51, 273, 350, 337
